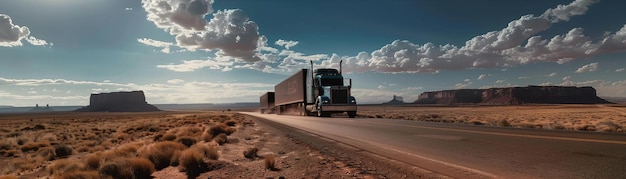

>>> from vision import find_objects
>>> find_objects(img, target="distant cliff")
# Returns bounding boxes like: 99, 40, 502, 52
76, 91, 160, 112
415, 86, 611, 105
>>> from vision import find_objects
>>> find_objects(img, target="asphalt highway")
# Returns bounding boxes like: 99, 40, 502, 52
243, 112, 626, 179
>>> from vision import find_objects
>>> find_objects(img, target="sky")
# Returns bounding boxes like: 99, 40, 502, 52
1, 0, 625, 107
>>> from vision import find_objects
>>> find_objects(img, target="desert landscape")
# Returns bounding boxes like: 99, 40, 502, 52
1, 104, 624, 178
0, 110, 406, 179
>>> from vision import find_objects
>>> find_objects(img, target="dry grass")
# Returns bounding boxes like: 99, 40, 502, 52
0, 111, 244, 177
213, 133, 228, 145
357, 105, 626, 133
179, 148, 206, 178
129, 157, 155, 179
141, 141, 187, 170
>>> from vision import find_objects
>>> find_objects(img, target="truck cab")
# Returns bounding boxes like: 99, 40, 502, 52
312, 68, 357, 117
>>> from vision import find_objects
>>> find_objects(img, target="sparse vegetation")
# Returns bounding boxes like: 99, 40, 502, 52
142, 141, 187, 170
264, 154, 278, 171
243, 147, 259, 159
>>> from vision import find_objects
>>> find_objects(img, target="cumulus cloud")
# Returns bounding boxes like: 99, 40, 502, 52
0, 14, 51, 47
547, 72, 557, 77
142, 0, 262, 62
575, 62, 598, 73
275, 39, 299, 49
145, 0, 625, 75
541, 0, 598, 23
616, 68, 625, 72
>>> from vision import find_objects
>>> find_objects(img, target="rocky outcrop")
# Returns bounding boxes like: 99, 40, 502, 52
76, 91, 160, 112
383, 95, 405, 105
415, 86, 611, 105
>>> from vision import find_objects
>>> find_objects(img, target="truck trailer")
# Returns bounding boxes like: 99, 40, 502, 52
259, 92, 275, 114
269, 61, 357, 118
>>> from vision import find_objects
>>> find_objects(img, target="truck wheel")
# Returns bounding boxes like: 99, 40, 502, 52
348, 111, 356, 118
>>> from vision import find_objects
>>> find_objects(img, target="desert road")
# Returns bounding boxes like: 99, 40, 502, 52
243, 112, 626, 178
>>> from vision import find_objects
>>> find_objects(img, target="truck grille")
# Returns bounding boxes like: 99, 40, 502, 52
331, 89, 348, 104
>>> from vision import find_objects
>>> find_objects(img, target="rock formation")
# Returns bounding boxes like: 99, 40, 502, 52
29, 104, 53, 112
383, 95, 405, 105
76, 91, 160, 112
415, 86, 611, 105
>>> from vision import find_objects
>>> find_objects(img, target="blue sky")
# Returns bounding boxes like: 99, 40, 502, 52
1, 0, 625, 106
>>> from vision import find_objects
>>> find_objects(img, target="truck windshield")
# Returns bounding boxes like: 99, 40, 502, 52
320, 78, 343, 86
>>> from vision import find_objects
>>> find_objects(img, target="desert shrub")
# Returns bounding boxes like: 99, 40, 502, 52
56, 171, 100, 179
469, 120, 485, 125
191, 144, 218, 160
176, 137, 197, 147
209, 124, 235, 136
141, 141, 187, 170
99, 160, 133, 179
20, 142, 50, 152
9, 158, 36, 172
153, 134, 163, 141
129, 157, 155, 179
3, 150, 20, 158
497, 119, 512, 127
243, 147, 258, 159
201, 132, 213, 142
576, 125, 596, 131
213, 133, 228, 145
37, 147, 56, 161
179, 148, 207, 178
55, 144, 74, 158
162, 133, 177, 141
176, 127, 203, 137
264, 154, 278, 171
85, 154, 102, 170
595, 121, 622, 132
224, 120, 237, 127
48, 159, 85, 176
0, 142, 12, 150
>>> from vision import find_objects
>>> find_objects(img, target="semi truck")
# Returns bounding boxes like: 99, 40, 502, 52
264, 61, 357, 118
259, 92, 275, 114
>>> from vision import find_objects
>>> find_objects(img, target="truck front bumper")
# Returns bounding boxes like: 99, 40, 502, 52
321, 105, 357, 112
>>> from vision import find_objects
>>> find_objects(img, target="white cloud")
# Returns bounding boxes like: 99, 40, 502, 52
156, 57, 234, 72
0, 14, 51, 47
138, 38, 174, 53
125, 7, 133, 11
275, 39, 299, 49
616, 68, 625, 72
518, 76, 529, 79
540, 0, 598, 23
477, 74, 490, 80
167, 79, 185, 84
547, 72, 557, 77
575, 62, 598, 73
142, 0, 262, 62
24, 36, 51, 46
495, 80, 505, 84
454, 81, 472, 89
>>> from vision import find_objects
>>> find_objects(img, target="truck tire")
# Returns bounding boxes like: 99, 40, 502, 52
348, 111, 356, 118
